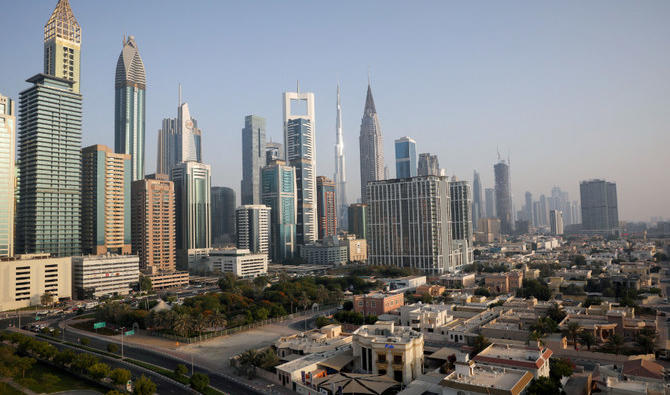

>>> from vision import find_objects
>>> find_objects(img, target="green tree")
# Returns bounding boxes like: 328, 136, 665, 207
637, 328, 657, 354
110, 368, 131, 385
107, 343, 119, 353
573, 255, 587, 265
133, 375, 157, 395
546, 303, 566, 324
550, 358, 574, 383
527, 377, 560, 395
528, 330, 547, 346
72, 353, 99, 373
175, 364, 188, 377
474, 287, 491, 297
606, 334, 624, 355
106, 391, 125, 395
88, 362, 111, 380
190, 372, 210, 391
41, 292, 54, 307
563, 322, 581, 350
41, 373, 60, 388
579, 331, 596, 351
343, 300, 353, 311
80, 337, 91, 346
15, 356, 35, 378
54, 349, 76, 366
140, 276, 152, 292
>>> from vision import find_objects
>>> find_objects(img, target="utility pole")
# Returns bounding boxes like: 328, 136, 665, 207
191, 353, 194, 375
120, 327, 125, 359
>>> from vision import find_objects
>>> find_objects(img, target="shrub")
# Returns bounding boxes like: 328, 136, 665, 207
133, 375, 157, 395
190, 372, 210, 391
107, 343, 119, 353
175, 364, 188, 377
110, 368, 131, 385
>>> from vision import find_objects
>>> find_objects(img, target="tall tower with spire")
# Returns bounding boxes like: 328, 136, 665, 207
44, 0, 81, 93
333, 84, 348, 229
115, 35, 146, 181
358, 81, 384, 203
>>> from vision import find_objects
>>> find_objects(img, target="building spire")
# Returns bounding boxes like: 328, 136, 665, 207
44, 0, 81, 44
178, 83, 182, 107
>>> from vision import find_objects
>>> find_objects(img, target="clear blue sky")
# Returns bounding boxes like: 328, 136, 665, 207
3, 1, 669, 221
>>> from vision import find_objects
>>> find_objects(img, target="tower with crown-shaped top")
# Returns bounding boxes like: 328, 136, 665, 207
44, 0, 81, 93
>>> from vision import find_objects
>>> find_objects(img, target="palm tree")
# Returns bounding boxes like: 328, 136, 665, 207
208, 312, 227, 330
529, 330, 547, 346
564, 322, 581, 350
606, 334, 624, 355
172, 313, 192, 337
578, 330, 596, 351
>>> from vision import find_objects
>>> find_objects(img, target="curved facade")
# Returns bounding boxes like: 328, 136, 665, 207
114, 36, 146, 181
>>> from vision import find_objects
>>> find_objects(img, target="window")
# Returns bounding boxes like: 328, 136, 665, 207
378, 353, 386, 362
393, 355, 402, 364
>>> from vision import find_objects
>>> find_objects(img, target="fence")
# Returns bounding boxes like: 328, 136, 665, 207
149, 305, 338, 344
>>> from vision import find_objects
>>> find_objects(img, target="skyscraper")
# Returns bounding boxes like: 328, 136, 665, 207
418, 153, 440, 177
236, 205, 270, 256
211, 186, 236, 247
81, 145, 132, 255
0, 94, 15, 257
114, 35, 146, 181
472, 171, 483, 230
43, 0, 81, 93
131, 174, 176, 274
450, 177, 473, 269
283, 90, 317, 245
241, 115, 266, 205
265, 141, 283, 164
261, 161, 296, 261
17, 73, 82, 257
333, 84, 348, 230
347, 203, 367, 240
394, 136, 417, 179
538, 194, 549, 227
316, 176, 337, 239
485, 188, 496, 218
359, 83, 384, 203
494, 159, 513, 234
367, 176, 452, 274
580, 179, 619, 234
550, 210, 564, 236
171, 161, 211, 267
524, 191, 533, 225
156, 92, 202, 175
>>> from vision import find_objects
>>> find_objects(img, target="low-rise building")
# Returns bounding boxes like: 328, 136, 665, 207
352, 321, 424, 385
399, 303, 454, 334
473, 343, 552, 378
439, 272, 476, 288
354, 292, 405, 316
300, 236, 348, 265
416, 284, 445, 298
275, 324, 352, 359
206, 248, 267, 278
275, 346, 354, 391
341, 234, 367, 262
440, 356, 533, 395
72, 255, 140, 299
147, 271, 189, 290
0, 254, 72, 311
386, 275, 427, 292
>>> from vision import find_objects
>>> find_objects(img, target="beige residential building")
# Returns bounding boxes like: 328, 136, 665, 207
72, 255, 139, 299
341, 234, 367, 262
131, 174, 176, 274
353, 321, 424, 385
0, 254, 72, 311
81, 145, 132, 255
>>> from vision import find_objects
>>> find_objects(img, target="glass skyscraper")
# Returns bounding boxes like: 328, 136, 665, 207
494, 159, 513, 234
394, 136, 417, 179
241, 115, 266, 205
211, 186, 236, 247
157, 100, 202, 176
261, 161, 296, 261
17, 74, 82, 256
0, 94, 15, 257
114, 35, 146, 181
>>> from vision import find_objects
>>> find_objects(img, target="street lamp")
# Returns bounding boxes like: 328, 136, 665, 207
120, 326, 125, 359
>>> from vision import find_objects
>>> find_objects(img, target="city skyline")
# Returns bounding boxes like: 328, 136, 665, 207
1, 1, 669, 221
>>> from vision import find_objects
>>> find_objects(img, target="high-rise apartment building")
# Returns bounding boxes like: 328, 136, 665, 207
359, 83, 384, 203
211, 186, 236, 247
131, 174, 176, 274
550, 210, 564, 236
44, 0, 81, 93
449, 178, 473, 242
494, 159, 513, 234
538, 194, 549, 227
348, 203, 367, 240
241, 115, 266, 205
367, 176, 453, 274
114, 35, 146, 181
283, 90, 317, 245
261, 161, 296, 261
171, 161, 211, 267
472, 171, 483, 231
333, 84, 348, 230
316, 176, 337, 239
17, 73, 82, 257
236, 205, 270, 256
0, 94, 15, 257
394, 136, 417, 179
524, 191, 533, 226
485, 188, 496, 218
156, 96, 202, 175
580, 179, 619, 234
81, 145, 131, 255
418, 153, 440, 177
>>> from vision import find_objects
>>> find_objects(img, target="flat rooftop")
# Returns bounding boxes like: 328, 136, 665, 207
442, 366, 531, 391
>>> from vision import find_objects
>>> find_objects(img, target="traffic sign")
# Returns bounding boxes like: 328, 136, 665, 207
124, 330, 135, 336
93, 322, 106, 329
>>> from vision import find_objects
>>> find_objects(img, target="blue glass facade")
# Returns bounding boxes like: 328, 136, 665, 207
394, 137, 417, 179
261, 162, 296, 262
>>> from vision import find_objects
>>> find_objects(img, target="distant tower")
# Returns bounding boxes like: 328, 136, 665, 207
485, 188, 496, 218
394, 136, 417, 179
524, 191, 533, 226
241, 115, 266, 205
347, 203, 367, 240
283, 89, 317, 245
580, 179, 619, 234
0, 93, 15, 257
114, 35, 146, 181
316, 176, 337, 239
44, 0, 81, 93
333, 84, 348, 230
418, 153, 440, 176
211, 186, 236, 247
261, 161, 296, 261
494, 159, 513, 234
157, 90, 202, 175
359, 82, 384, 203
550, 210, 564, 235
472, 171, 483, 230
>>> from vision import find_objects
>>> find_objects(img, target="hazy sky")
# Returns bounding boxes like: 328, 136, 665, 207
2, 1, 669, 221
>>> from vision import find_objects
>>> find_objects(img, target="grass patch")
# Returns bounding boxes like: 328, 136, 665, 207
0, 382, 23, 395
125, 358, 190, 385
63, 342, 120, 359
15, 361, 106, 394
